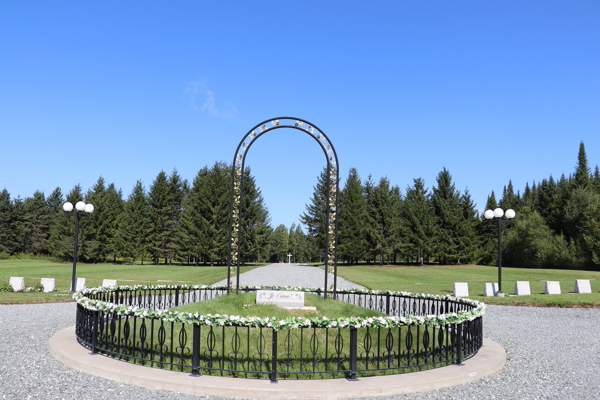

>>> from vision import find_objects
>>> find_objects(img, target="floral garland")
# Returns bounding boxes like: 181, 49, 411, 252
74, 285, 485, 331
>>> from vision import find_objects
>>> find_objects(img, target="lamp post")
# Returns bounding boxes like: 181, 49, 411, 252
63, 201, 94, 292
484, 207, 515, 296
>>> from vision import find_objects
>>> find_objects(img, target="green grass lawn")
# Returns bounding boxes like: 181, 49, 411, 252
0, 259, 257, 304
334, 264, 600, 307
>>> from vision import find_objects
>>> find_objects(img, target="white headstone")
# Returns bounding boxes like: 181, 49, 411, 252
102, 279, 117, 287
70, 277, 87, 291
484, 283, 498, 297
514, 281, 531, 296
9, 277, 25, 292
257, 290, 304, 308
40, 278, 56, 292
544, 281, 561, 295
573, 279, 592, 294
453, 282, 469, 297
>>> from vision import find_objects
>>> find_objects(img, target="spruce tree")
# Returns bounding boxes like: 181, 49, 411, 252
575, 141, 590, 188
239, 168, 271, 264
338, 168, 368, 265
0, 189, 17, 254
48, 185, 84, 260
300, 167, 329, 263
21, 191, 51, 254
167, 169, 187, 263
403, 178, 436, 265
431, 168, 464, 264
148, 171, 172, 264
115, 181, 149, 264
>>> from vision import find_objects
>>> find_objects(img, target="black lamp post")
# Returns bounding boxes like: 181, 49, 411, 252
484, 207, 515, 296
63, 201, 94, 292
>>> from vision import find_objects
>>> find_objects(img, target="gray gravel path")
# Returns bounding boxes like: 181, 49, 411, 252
2, 264, 599, 399
213, 263, 366, 290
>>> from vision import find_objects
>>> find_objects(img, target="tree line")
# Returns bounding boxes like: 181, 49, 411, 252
1, 143, 599, 270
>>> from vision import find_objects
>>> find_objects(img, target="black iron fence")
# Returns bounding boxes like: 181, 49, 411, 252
76, 286, 483, 381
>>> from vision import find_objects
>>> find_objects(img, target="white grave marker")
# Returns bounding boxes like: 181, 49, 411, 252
40, 278, 56, 292
103, 279, 117, 287
287, 253, 292, 263
573, 279, 592, 294
257, 290, 304, 308
9, 277, 25, 292
484, 283, 498, 297
544, 281, 561, 295
70, 277, 87, 291
453, 282, 469, 297
514, 281, 531, 296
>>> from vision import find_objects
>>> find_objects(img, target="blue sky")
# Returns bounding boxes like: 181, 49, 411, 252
1, 1, 599, 228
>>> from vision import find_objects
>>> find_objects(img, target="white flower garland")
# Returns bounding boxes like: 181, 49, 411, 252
74, 285, 485, 331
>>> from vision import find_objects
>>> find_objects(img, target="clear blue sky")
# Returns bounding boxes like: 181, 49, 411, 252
1, 1, 599, 229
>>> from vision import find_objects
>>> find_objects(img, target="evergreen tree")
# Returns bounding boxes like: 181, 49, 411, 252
46, 187, 64, 230
574, 141, 590, 188
0, 189, 17, 254
167, 169, 187, 263
239, 168, 271, 263
269, 224, 289, 262
115, 181, 149, 264
403, 178, 436, 265
431, 168, 465, 264
300, 168, 329, 263
48, 185, 84, 260
148, 171, 172, 264
338, 168, 368, 265
20, 191, 51, 254
369, 177, 399, 265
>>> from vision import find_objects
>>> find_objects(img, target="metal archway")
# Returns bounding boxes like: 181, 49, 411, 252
227, 117, 340, 298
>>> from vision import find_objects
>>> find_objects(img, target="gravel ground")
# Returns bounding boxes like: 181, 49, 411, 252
213, 263, 366, 290
1, 264, 599, 400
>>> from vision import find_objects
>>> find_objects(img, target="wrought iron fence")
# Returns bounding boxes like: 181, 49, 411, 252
76, 287, 483, 381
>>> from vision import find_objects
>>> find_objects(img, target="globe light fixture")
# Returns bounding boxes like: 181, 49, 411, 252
63, 201, 94, 292
484, 207, 516, 296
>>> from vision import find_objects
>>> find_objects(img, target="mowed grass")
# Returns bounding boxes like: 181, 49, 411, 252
172, 291, 386, 319
0, 259, 258, 304
334, 264, 600, 307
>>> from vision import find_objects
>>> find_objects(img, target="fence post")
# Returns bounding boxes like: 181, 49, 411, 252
348, 327, 358, 381
92, 311, 99, 353
385, 293, 390, 315
456, 323, 463, 365
175, 288, 180, 307
192, 323, 201, 376
270, 330, 278, 383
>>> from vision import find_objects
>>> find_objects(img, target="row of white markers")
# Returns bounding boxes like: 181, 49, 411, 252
7, 277, 116, 292
452, 280, 594, 297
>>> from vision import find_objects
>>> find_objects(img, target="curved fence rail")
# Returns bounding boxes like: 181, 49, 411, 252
76, 287, 483, 381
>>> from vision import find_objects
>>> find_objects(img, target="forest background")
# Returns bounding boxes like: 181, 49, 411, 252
1, 142, 599, 271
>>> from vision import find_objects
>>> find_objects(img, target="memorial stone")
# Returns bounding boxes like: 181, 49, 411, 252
544, 281, 561, 295
257, 290, 305, 308
573, 279, 592, 294
484, 283, 499, 297
103, 279, 117, 287
453, 282, 469, 297
514, 281, 531, 296
70, 277, 87, 291
9, 277, 25, 292
41, 278, 56, 292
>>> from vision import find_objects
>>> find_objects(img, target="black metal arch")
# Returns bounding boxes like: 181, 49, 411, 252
227, 117, 340, 298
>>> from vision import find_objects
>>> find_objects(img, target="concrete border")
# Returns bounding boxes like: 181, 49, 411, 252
50, 326, 505, 399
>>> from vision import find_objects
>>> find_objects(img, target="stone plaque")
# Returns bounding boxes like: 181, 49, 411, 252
41, 278, 56, 292
9, 277, 25, 292
544, 281, 561, 295
256, 290, 304, 308
453, 282, 469, 297
103, 279, 117, 287
574, 279, 592, 294
514, 281, 531, 296
484, 283, 499, 297
70, 277, 87, 292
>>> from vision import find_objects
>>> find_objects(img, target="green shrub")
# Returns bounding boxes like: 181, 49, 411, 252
25, 283, 44, 293
0, 281, 13, 292
0, 252, 10, 260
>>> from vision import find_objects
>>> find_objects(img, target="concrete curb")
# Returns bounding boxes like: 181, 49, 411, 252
50, 326, 506, 399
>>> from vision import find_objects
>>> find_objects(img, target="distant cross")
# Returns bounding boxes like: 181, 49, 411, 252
287, 253, 293, 263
